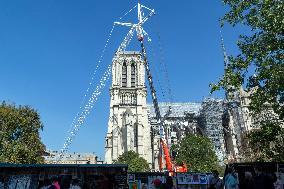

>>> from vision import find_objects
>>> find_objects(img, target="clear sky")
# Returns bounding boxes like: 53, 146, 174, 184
0, 0, 245, 159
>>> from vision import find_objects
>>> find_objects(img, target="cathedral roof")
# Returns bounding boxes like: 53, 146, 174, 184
120, 51, 141, 55
147, 102, 202, 118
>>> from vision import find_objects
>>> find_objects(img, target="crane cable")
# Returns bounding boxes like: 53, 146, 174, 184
57, 6, 138, 161
147, 39, 167, 103
155, 28, 174, 104
65, 24, 116, 140
150, 17, 174, 105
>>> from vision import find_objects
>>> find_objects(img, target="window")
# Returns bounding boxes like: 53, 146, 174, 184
106, 139, 109, 147
122, 62, 127, 87
134, 124, 138, 147
131, 63, 135, 87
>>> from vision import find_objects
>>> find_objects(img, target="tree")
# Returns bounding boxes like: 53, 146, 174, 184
211, 0, 284, 161
249, 120, 284, 161
0, 101, 46, 164
171, 134, 221, 172
114, 151, 150, 172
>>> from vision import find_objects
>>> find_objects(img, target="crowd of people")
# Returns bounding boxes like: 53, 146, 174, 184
1, 165, 282, 189
207, 166, 283, 189
38, 173, 117, 189
148, 164, 284, 189
150, 165, 282, 189
39, 176, 82, 189
151, 166, 282, 189
152, 177, 174, 189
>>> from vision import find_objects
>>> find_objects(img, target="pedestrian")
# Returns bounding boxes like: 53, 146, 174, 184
243, 171, 254, 189
153, 178, 164, 189
208, 170, 223, 189
224, 167, 239, 189
0, 176, 4, 189
272, 173, 283, 189
162, 176, 174, 189
48, 176, 60, 189
253, 165, 274, 189
39, 178, 51, 189
69, 179, 81, 189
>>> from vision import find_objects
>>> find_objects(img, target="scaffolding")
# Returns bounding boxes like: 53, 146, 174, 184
148, 100, 228, 162
199, 98, 227, 162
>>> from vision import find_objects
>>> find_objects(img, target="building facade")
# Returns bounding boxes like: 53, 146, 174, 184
148, 100, 228, 165
105, 51, 152, 165
147, 102, 202, 168
104, 51, 258, 169
44, 151, 101, 164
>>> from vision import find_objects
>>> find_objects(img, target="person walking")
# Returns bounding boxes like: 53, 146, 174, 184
69, 179, 81, 189
253, 166, 274, 189
243, 171, 254, 189
273, 173, 283, 189
208, 170, 223, 189
153, 179, 164, 189
48, 176, 61, 189
162, 176, 174, 189
224, 167, 239, 189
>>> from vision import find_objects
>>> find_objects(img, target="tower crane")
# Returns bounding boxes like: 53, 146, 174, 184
115, 1, 187, 173
58, 0, 188, 172
135, 2, 187, 173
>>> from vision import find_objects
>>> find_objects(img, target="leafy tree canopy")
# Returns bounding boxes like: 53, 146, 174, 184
0, 101, 46, 164
245, 112, 284, 161
211, 0, 284, 161
172, 134, 221, 173
114, 150, 150, 172
212, 0, 284, 119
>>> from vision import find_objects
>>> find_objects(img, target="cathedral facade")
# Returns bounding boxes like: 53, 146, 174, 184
105, 51, 255, 168
104, 51, 152, 165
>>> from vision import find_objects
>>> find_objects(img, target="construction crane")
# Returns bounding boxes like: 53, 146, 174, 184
114, 1, 187, 173
135, 2, 187, 174
58, 0, 188, 172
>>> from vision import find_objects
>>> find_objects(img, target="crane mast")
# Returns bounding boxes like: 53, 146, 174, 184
140, 41, 163, 136
136, 1, 173, 171
139, 37, 172, 171
136, 3, 188, 173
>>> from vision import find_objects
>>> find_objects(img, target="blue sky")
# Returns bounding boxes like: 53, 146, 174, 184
0, 1, 244, 159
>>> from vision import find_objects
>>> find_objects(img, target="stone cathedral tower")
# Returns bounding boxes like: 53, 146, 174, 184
105, 51, 152, 164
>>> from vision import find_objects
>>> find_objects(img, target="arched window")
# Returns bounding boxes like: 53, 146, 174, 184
131, 63, 135, 87
134, 123, 138, 147
122, 61, 127, 87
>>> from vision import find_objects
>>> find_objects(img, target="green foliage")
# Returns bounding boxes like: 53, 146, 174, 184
212, 0, 284, 118
114, 150, 150, 172
0, 101, 46, 164
212, 0, 284, 162
171, 134, 221, 173
247, 116, 284, 162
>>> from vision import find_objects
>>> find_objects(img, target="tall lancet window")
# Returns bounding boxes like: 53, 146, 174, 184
134, 123, 138, 147
131, 63, 135, 87
122, 61, 127, 87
